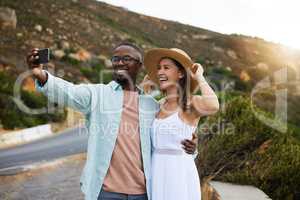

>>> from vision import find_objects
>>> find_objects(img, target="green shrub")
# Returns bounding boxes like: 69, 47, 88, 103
61, 55, 81, 66
197, 93, 300, 200
79, 59, 112, 84
0, 72, 66, 129
203, 66, 252, 92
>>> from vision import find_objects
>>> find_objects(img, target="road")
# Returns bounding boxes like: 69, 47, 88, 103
0, 127, 88, 174
0, 127, 274, 200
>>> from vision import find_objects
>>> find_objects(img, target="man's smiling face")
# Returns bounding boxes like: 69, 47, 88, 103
111, 45, 142, 88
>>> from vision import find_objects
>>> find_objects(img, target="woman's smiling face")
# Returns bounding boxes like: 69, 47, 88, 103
157, 58, 184, 91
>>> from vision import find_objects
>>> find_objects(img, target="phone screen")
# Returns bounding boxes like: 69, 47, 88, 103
38, 48, 50, 64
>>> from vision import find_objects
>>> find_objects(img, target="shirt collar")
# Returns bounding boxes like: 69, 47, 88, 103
108, 80, 144, 95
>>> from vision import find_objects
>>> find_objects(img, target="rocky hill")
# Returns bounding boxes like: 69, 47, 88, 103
1, 0, 300, 81
1, 0, 299, 128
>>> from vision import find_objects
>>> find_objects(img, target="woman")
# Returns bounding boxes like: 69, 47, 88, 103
143, 48, 219, 200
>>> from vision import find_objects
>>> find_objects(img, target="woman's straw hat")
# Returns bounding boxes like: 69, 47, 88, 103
144, 48, 198, 93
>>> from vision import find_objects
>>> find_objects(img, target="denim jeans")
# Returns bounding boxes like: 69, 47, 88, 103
97, 188, 148, 200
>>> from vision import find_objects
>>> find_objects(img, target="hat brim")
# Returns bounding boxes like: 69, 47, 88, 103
144, 48, 198, 93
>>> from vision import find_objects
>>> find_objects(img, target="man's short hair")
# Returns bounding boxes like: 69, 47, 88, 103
113, 42, 144, 61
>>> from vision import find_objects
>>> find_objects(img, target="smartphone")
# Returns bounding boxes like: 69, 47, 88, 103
37, 48, 50, 64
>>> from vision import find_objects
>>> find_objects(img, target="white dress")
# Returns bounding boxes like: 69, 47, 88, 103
151, 111, 201, 200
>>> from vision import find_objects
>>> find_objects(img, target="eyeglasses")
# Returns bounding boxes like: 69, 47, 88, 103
111, 55, 140, 65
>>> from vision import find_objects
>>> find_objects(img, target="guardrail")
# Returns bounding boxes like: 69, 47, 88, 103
0, 124, 52, 149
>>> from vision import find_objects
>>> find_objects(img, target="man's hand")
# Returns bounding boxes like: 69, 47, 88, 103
26, 48, 48, 85
181, 133, 198, 154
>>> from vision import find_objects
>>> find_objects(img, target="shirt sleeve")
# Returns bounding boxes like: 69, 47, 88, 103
35, 70, 92, 114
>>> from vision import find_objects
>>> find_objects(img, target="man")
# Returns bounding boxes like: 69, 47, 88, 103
27, 42, 197, 200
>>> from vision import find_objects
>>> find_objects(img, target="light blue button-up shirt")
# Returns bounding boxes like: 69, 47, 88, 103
36, 72, 159, 200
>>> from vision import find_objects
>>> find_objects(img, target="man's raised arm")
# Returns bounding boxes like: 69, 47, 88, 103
27, 48, 93, 114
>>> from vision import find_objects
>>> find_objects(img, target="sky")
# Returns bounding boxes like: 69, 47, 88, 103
100, 0, 300, 50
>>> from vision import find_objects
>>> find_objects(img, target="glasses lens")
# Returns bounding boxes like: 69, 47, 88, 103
111, 56, 120, 63
122, 56, 132, 63
111, 56, 139, 64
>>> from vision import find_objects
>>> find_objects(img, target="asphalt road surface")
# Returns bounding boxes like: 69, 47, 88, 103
0, 127, 88, 174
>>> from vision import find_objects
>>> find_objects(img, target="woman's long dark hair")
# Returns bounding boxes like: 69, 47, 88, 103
164, 57, 190, 112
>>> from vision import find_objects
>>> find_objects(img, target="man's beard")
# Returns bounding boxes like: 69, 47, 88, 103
112, 69, 137, 90
112, 72, 128, 86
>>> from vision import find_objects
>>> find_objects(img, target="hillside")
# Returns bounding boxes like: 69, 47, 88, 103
1, 0, 300, 79
1, 0, 299, 129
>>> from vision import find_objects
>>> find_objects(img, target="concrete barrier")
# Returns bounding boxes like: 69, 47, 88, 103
0, 124, 52, 149
210, 181, 271, 200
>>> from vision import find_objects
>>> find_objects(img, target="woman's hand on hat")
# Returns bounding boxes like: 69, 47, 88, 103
191, 63, 204, 79
140, 74, 155, 94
